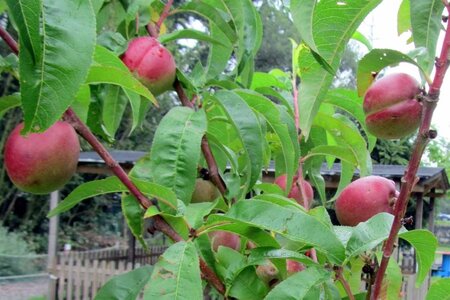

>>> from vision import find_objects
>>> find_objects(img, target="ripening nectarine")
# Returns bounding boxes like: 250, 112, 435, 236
4, 121, 80, 194
209, 231, 241, 252
274, 174, 314, 208
286, 260, 305, 275
335, 176, 398, 226
121, 37, 176, 96
191, 178, 220, 203
256, 261, 280, 286
363, 73, 422, 139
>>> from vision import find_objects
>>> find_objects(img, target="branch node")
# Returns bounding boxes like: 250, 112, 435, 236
189, 228, 198, 239
428, 129, 438, 139
401, 216, 414, 226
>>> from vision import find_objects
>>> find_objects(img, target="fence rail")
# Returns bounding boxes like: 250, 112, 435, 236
48, 245, 167, 300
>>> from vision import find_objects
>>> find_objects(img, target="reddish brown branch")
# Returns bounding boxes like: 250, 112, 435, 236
145, 0, 173, 38
0, 26, 18, 55
371, 6, 450, 299
173, 78, 228, 199
201, 137, 227, 195
156, 0, 174, 29
0, 27, 226, 296
335, 267, 355, 300
63, 109, 154, 208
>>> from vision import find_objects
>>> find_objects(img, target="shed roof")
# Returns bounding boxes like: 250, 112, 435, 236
77, 151, 449, 197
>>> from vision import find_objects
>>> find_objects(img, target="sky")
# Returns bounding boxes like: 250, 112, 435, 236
358, 0, 450, 141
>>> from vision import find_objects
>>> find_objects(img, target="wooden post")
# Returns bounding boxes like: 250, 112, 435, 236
48, 191, 59, 300
428, 189, 436, 233
127, 228, 136, 268
415, 194, 423, 229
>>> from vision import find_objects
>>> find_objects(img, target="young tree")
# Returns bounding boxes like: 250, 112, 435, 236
0, 0, 449, 299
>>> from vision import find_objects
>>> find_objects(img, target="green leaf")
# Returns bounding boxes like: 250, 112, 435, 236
345, 213, 407, 260
102, 85, 128, 137
229, 266, 269, 300
122, 195, 147, 251
94, 265, 153, 300
313, 112, 371, 176
411, 0, 445, 74
215, 246, 247, 285
399, 229, 438, 286
291, 0, 382, 137
159, 29, 225, 46
397, 0, 411, 36
264, 266, 331, 300
47, 177, 127, 217
5, 0, 41, 61
351, 31, 373, 51
144, 241, 202, 300
9, 0, 96, 133
334, 226, 354, 248
149, 107, 207, 204
357, 49, 427, 96
291, 0, 317, 53
384, 253, 403, 300
213, 90, 264, 193
204, 22, 233, 81
235, 90, 299, 198
254, 87, 294, 116
336, 257, 365, 297
225, 0, 262, 81
205, 214, 281, 248
224, 199, 345, 264
177, 1, 236, 43
0, 94, 21, 117
248, 247, 314, 267
426, 278, 450, 300
184, 201, 218, 229
323, 89, 376, 151
48, 177, 178, 217
306, 145, 358, 165
71, 85, 91, 124
88, 46, 157, 105
250, 73, 289, 90
122, 88, 143, 134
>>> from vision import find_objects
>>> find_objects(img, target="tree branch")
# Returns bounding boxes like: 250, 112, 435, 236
335, 267, 355, 300
0, 26, 18, 55
371, 6, 450, 299
0, 26, 226, 296
173, 78, 229, 199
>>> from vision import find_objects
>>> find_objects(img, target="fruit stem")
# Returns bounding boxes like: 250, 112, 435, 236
156, 0, 174, 30
371, 4, 450, 299
0, 27, 226, 296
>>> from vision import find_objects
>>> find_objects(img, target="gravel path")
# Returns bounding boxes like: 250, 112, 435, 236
0, 278, 48, 300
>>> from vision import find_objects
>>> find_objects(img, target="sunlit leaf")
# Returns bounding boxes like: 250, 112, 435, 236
143, 241, 202, 299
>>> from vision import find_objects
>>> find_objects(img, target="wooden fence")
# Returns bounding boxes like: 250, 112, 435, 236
48, 246, 167, 300
47, 245, 433, 300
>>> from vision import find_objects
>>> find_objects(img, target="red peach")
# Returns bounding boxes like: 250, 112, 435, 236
274, 174, 314, 208
209, 231, 241, 252
121, 37, 176, 96
4, 121, 80, 194
335, 176, 399, 226
363, 73, 422, 139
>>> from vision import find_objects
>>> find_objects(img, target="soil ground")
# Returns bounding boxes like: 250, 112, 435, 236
0, 277, 48, 300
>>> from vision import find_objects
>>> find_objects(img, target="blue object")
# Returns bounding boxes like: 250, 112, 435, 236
432, 253, 450, 277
